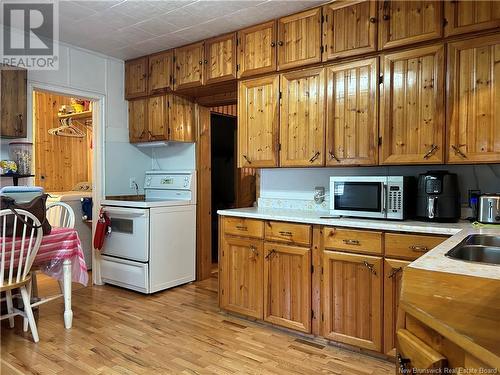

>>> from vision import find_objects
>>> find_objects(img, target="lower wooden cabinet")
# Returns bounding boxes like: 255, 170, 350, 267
322, 250, 382, 351
263, 243, 311, 333
220, 235, 263, 319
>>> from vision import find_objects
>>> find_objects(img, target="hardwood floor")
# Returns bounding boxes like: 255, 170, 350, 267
1, 274, 395, 374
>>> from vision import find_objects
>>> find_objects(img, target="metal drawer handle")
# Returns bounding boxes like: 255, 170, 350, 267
235, 225, 248, 231
329, 150, 340, 162
343, 239, 360, 246
451, 144, 467, 158
388, 267, 403, 279
423, 144, 438, 159
409, 245, 428, 252
265, 249, 276, 259
309, 151, 320, 163
250, 245, 259, 257
278, 231, 293, 237
363, 261, 377, 275
242, 154, 252, 164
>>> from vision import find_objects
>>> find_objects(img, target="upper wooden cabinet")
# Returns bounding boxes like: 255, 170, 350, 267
378, 1, 443, 50
204, 33, 237, 85
128, 98, 148, 143
0, 67, 27, 138
325, 58, 378, 166
169, 94, 195, 142
238, 75, 279, 168
380, 44, 445, 164
125, 57, 148, 99
237, 21, 277, 78
174, 42, 204, 90
447, 34, 500, 164
280, 68, 325, 167
148, 51, 173, 95
444, 0, 500, 37
147, 95, 169, 141
322, 1, 377, 61
277, 8, 322, 71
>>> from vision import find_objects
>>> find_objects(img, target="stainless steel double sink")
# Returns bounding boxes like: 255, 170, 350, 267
445, 234, 500, 265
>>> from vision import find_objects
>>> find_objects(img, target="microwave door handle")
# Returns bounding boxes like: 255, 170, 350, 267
382, 184, 387, 213
489, 200, 493, 220
428, 197, 436, 219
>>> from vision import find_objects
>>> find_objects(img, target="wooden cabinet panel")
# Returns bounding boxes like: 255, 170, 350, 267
385, 233, 446, 260
220, 236, 263, 319
280, 68, 325, 167
322, 1, 377, 61
277, 8, 322, 71
125, 57, 148, 99
174, 42, 204, 90
0, 67, 27, 138
169, 94, 195, 142
326, 58, 378, 166
128, 98, 148, 143
237, 21, 277, 78
380, 44, 445, 164
383, 258, 410, 357
265, 221, 311, 246
224, 217, 264, 239
148, 51, 173, 95
397, 329, 447, 371
263, 243, 311, 333
323, 227, 383, 255
322, 251, 382, 351
444, 0, 500, 37
238, 75, 279, 167
447, 34, 500, 164
204, 33, 236, 85
378, 1, 442, 50
148, 95, 169, 141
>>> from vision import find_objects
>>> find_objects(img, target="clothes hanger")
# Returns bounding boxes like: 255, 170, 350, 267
48, 117, 86, 138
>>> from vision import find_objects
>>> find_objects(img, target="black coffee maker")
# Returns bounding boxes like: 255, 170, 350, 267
416, 171, 460, 222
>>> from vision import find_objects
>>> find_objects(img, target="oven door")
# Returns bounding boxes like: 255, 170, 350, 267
330, 177, 387, 219
101, 206, 149, 262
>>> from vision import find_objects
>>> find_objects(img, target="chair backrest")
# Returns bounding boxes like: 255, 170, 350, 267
46, 202, 75, 229
0, 209, 43, 287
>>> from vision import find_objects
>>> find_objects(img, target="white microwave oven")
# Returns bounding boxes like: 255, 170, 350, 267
329, 176, 413, 220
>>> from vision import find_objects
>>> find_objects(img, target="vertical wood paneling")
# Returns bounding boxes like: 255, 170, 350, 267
128, 98, 148, 142
237, 21, 277, 78
205, 33, 236, 85
444, 0, 500, 37
148, 50, 173, 94
148, 95, 169, 140
169, 94, 195, 142
125, 57, 148, 99
210, 104, 237, 117
174, 42, 204, 90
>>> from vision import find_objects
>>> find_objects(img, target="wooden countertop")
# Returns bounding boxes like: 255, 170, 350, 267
400, 267, 500, 369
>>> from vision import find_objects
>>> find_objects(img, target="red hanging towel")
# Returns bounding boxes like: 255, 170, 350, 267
93, 208, 111, 250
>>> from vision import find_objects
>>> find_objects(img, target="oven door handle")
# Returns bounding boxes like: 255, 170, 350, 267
102, 206, 149, 218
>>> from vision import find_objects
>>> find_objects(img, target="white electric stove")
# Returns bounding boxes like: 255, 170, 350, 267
100, 170, 196, 294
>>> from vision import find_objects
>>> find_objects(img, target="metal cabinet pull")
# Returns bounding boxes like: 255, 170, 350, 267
309, 151, 320, 163
278, 231, 293, 237
242, 155, 252, 164
328, 151, 340, 162
265, 249, 276, 259
409, 245, 428, 252
451, 144, 467, 158
204, 59, 208, 64
343, 239, 360, 246
278, 41, 284, 46
363, 261, 377, 275
388, 267, 403, 279
369, 17, 377, 23
199, 60, 203, 65
423, 144, 438, 159
271, 41, 276, 47
250, 245, 259, 257
235, 225, 248, 231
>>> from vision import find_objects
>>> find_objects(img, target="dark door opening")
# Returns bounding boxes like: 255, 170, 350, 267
211, 113, 237, 264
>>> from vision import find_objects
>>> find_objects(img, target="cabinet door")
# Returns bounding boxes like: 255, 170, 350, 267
237, 21, 277, 78
447, 34, 500, 164
220, 236, 263, 319
322, 1, 377, 61
326, 58, 378, 166
204, 33, 236, 85
280, 68, 325, 167
148, 50, 173, 95
169, 94, 195, 142
383, 258, 410, 357
0, 67, 27, 138
378, 1, 442, 50
238, 75, 279, 168
322, 250, 382, 351
263, 243, 311, 333
444, 0, 500, 37
380, 44, 445, 164
125, 57, 148, 99
147, 95, 169, 141
174, 42, 204, 90
128, 98, 148, 143
277, 8, 322, 71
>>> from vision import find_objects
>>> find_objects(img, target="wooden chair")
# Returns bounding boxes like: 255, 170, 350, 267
0, 209, 43, 342
46, 202, 75, 229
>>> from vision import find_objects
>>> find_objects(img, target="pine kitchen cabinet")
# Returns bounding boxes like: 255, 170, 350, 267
444, 0, 500, 37
378, 1, 443, 50
322, 1, 377, 61
147, 95, 169, 141
380, 44, 445, 165
169, 94, 195, 142
0, 66, 27, 138
447, 34, 500, 164
128, 98, 148, 142
277, 8, 322, 71
204, 33, 237, 85
237, 21, 277, 78
280, 67, 325, 167
148, 50, 174, 95
238, 75, 279, 168
125, 57, 148, 99
174, 42, 205, 90
325, 58, 378, 166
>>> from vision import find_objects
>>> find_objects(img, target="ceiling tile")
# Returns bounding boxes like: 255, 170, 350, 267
134, 16, 178, 36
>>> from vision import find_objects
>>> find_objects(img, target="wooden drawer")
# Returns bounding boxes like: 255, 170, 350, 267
385, 233, 447, 260
323, 227, 383, 255
265, 221, 311, 246
397, 329, 447, 371
223, 217, 264, 238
